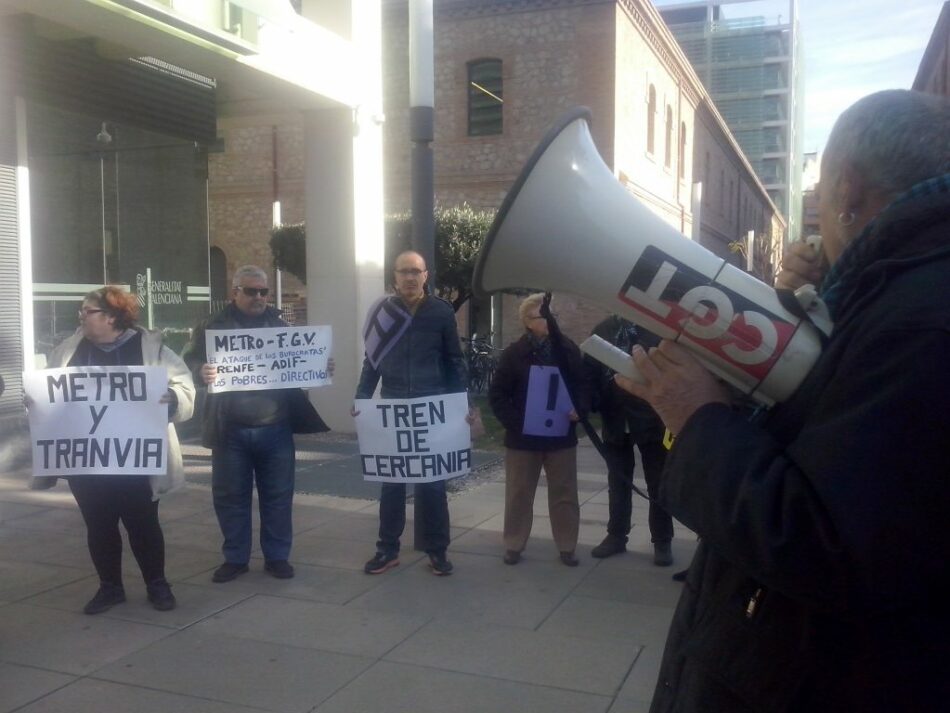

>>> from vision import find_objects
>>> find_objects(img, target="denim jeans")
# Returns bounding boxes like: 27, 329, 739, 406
212, 422, 295, 563
377, 481, 449, 557
604, 433, 674, 544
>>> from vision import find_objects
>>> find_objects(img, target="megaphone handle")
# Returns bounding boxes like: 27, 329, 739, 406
580, 335, 646, 385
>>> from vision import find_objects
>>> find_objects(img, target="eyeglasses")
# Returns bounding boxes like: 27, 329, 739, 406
527, 313, 557, 320
395, 268, 425, 277
238, 287, 269, 297
78, 308, 105, 318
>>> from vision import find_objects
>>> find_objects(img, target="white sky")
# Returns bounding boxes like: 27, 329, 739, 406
652, 0, 944, 154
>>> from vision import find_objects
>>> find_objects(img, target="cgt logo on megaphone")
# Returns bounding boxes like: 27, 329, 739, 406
618, 245, 795, 381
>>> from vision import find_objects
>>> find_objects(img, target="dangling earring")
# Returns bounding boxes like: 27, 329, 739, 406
837, 212, 855, 227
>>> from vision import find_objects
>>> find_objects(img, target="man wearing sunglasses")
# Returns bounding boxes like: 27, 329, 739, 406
184, 265, 329, 583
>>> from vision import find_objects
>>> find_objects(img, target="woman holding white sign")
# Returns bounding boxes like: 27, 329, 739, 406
35, 286, 195, 615
489, 294, 590, 567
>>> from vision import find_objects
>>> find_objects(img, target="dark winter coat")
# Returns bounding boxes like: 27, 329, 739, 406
649, 189, 950, 712
585, 315, 664, 444
355, 295, 467, 399
183, 303, 328, 448
489, 332, 591, 451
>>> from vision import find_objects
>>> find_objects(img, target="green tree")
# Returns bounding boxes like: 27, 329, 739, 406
386, 203, 495, 311
270, 223, 307, 284
269, 205, 495, 311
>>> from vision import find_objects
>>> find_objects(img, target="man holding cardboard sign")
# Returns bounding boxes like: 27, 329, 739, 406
184, 265, 329, 583
353, 251, 468, 577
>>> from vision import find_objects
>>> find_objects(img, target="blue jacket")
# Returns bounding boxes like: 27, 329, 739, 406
355, 295, 467, 399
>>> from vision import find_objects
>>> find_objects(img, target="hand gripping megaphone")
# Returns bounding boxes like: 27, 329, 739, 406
472, 108, 829, 406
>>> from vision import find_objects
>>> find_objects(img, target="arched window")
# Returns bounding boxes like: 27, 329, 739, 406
647, 84, 656, 154
664, 106, 673, 167
679, 122, 687, 179
468, 59, 503, 136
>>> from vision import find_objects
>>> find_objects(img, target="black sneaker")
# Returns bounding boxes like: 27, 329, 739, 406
147, 580, 177, 611
591, 535, 627, 559
83, 583, 126, 615
428, 552, 453, 576
212, 562, 249, 583
653, 541, 674, 567
672, 568, 688, 582
364, 551, 399, 575
265, 560, 295, 579
503, 550, 521, 565
559, 551, 580, 567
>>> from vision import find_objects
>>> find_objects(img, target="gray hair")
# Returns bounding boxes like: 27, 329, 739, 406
519, 292, 547, 324
232, 265, 268, 287
823, 90, 950, 198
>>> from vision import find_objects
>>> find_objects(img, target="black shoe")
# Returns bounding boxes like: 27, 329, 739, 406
559, 551, 580, 567
83, 583, 126, 615
591, 535, 626, 559
653, 541, 674, 567
212, 562, 249, 583
672, 568, 688, 582
428, 552, 454, 576
147, 580, 177, 611
364, 551, 399, 575
503, 550, 521, 565
265, 560, 295, 579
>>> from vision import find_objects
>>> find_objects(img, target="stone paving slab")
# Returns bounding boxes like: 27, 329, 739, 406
0, 662, 75, 713
348, 550, 592, 629
0, 559, 89, 601
193, 594, 432, 658
0, 441, 693, 712
14, 678, 272, 713
315, 660, 613, 713
385, 619, 643, 696
25, 577, 253, 629
93, 629, 373, 713
182, 560, 384, 605
0, 603, 173, 675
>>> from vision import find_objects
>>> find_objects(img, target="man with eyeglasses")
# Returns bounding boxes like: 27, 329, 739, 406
354, 250, 468, 576
184, 265, 329, 583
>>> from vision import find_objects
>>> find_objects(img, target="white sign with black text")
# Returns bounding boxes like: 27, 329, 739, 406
206, 326, 332, 393
355, 392, 472, 483
23, 366, 169, 476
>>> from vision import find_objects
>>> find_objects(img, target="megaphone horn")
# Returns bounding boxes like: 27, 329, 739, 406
473, 107, 826, 405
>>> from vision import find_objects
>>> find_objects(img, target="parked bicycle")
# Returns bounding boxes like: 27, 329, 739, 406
462, 335, 500, 394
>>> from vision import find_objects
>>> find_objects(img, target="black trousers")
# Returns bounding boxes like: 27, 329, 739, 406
68, 476, 166, 587
603, 433, 674, 544
377, 481, 450, 557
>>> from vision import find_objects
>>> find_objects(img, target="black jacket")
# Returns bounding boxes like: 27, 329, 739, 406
489, 333, 591, 451
585, 315, 664, 443
650, 190, 950, 712
355, 295, 467, 399
183, 303, 328, 448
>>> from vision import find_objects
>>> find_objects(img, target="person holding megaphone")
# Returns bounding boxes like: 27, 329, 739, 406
614, 90, 950, 713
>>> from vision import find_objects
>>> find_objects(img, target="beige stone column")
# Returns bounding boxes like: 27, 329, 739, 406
303, 106, 385, 432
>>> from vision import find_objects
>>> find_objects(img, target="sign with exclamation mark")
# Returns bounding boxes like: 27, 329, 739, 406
522, 365, 574, 436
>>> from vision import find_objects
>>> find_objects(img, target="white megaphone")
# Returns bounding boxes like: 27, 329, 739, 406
473, 108, 830, 406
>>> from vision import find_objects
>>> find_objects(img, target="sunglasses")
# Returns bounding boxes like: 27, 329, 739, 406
238, 287, 269, 297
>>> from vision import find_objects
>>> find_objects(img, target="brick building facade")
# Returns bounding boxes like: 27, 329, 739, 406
206, 0, 784, 349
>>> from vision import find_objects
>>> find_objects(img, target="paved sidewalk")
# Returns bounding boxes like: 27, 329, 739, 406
0, 440, 696, 713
